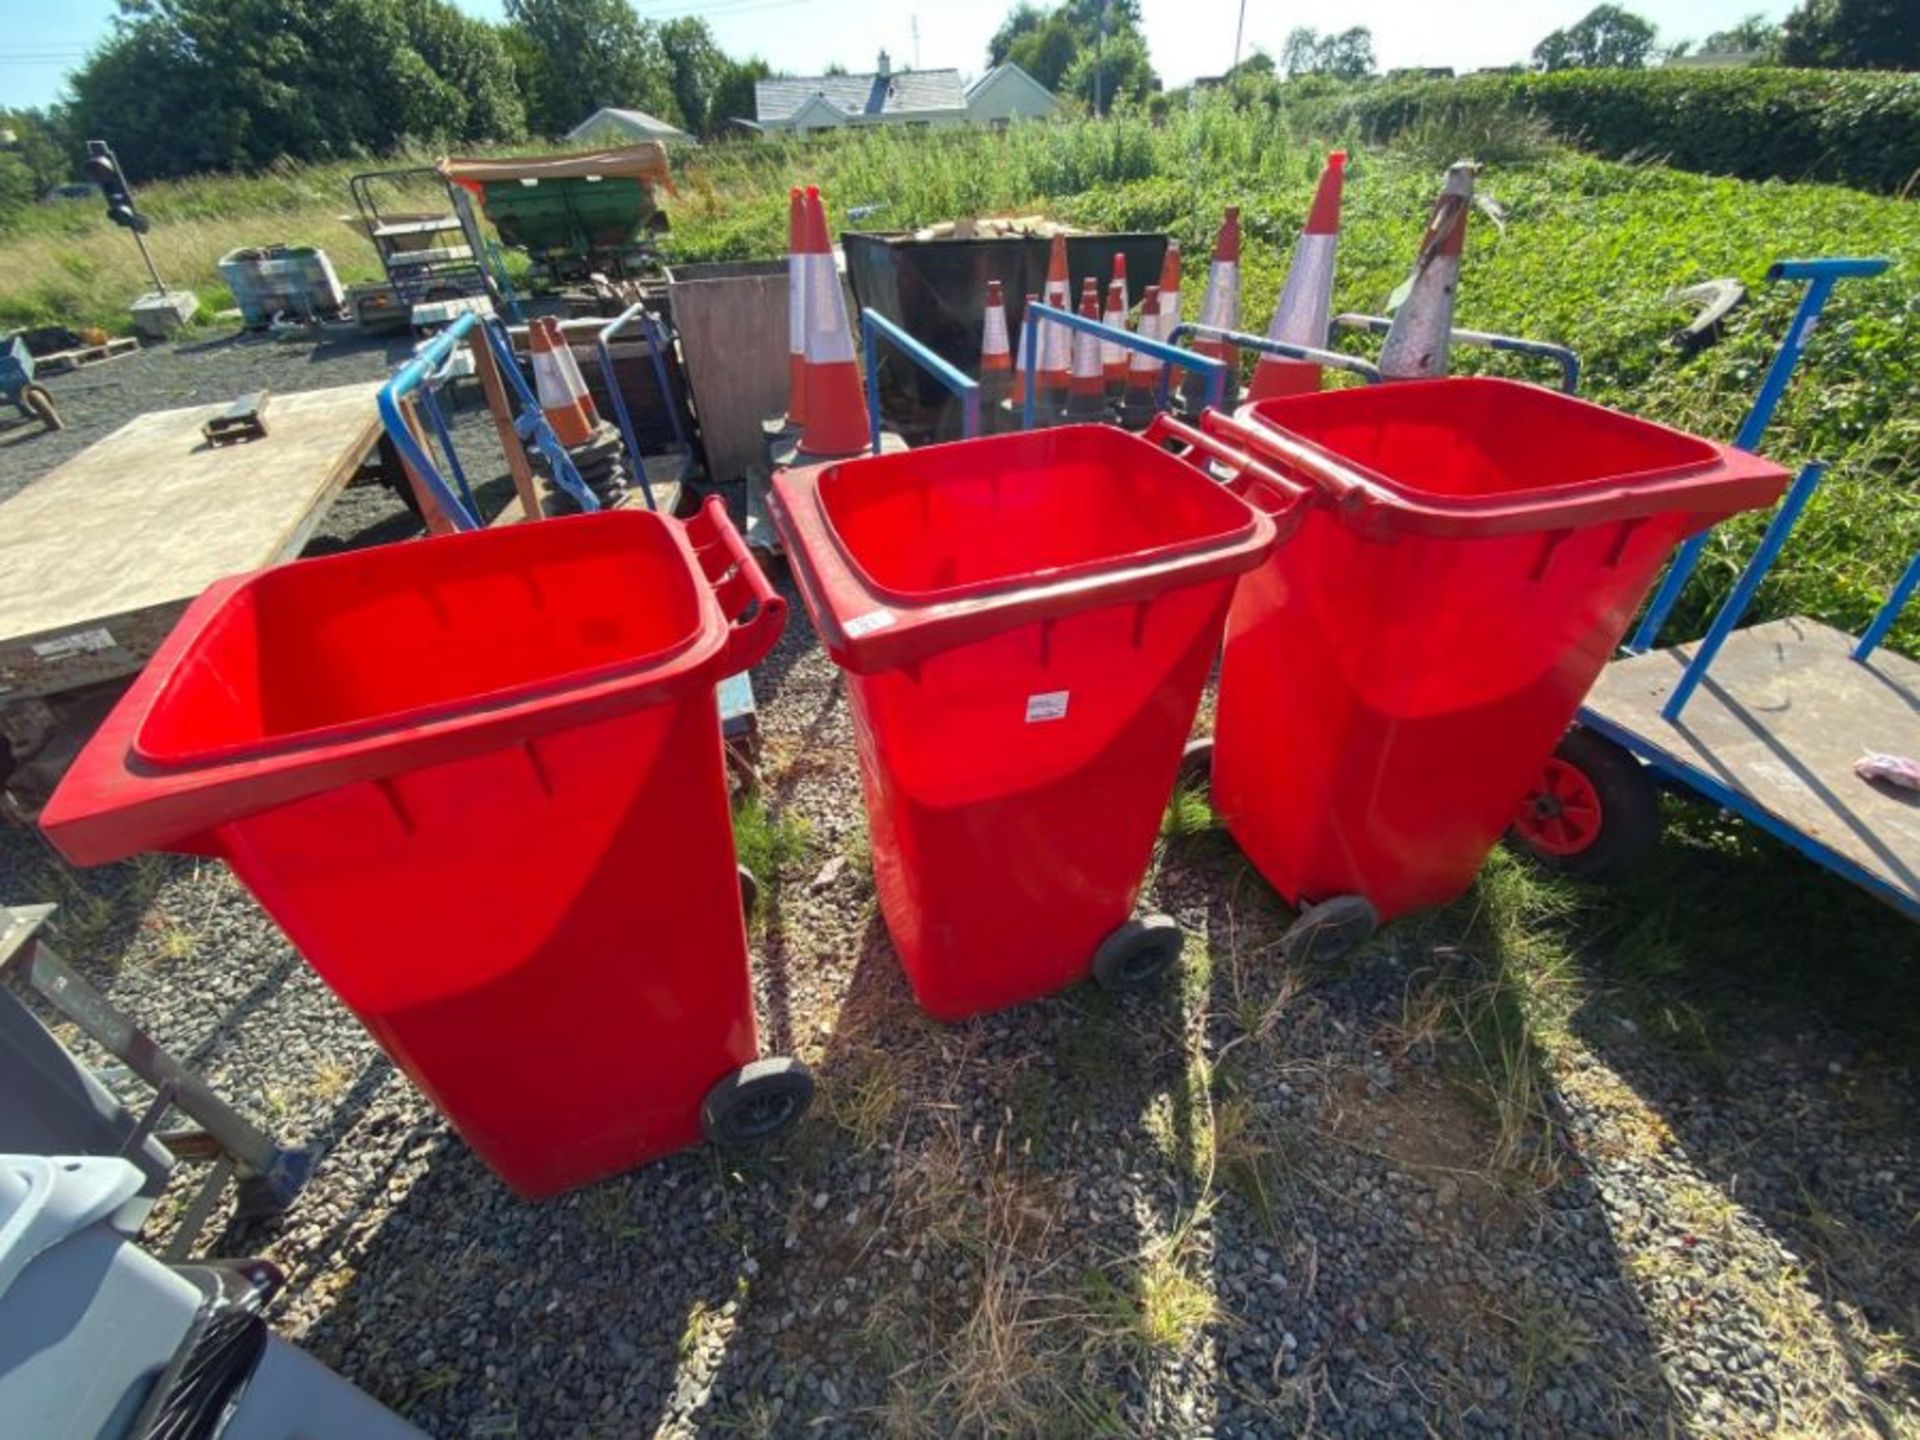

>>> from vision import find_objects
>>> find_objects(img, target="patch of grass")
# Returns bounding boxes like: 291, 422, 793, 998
1083, 1235, 1219, 1354
825, 1048, 903, 1149
1005, 1066, 1055, 1158
1160, 781, 1217, 840
311, 1055, 354, 1104
1213, 1089, 1301, 1236
730, 792, 811, 921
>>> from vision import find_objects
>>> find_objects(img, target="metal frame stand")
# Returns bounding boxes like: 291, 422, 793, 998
0, 904, 312, 1256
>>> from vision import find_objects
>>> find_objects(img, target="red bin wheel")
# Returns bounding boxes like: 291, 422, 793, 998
1510, 728, 1660, 881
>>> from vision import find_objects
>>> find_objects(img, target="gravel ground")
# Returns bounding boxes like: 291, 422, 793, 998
1, 335, 1915, 1438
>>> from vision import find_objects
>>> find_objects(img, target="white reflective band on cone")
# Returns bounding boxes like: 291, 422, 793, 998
1099, 302, 1125, 369
788, 253, 805, 357
1199, 261, 1239, 330
1268, 234, 1335, 345
530, 346, 578, 404
982, 305, 1010, 359
803, 252, 856, 364
1129, 307, 1162, 375
1041, 281, 1071, 378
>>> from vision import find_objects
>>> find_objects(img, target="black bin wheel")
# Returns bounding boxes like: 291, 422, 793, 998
1176, 736, 1215, 797
1279, 895, 1379, 967
738, 863, 759, 920
701, 1057, 814, 1147
1091, 914, 1184, 992
1509, 727, 1660, 881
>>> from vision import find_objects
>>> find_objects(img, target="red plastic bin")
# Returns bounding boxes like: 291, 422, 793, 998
771, 421, 1294, 1020
40, 502, 810, 1199
1200, 380, 1790, 933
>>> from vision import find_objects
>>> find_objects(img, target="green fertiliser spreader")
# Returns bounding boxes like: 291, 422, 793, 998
437, 145, 675, 286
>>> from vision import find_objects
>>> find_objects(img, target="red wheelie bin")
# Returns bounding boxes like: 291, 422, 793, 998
1189, 382, 1791, 961
771, 420, 1298, 1020
40, 502, 811, 1199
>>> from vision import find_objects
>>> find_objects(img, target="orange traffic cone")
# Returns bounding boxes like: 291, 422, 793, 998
1182, 207, 1241, 411
797, 185, 870, 457
1101, 253, 1129, 396
1380, 161, 1474, 381
1037, 235, 1072, 420
784, 186, 806, 425
529, 315, 600, 448
1157, 240, 1183, 389
980, 279, 1013, 429
1248, 151, 1346, 402
1122, 282, 1163, 427
1068, 279, 1106, 421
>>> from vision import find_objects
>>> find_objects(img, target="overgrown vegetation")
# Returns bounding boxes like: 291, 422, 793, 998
1337, 68, 1920, 195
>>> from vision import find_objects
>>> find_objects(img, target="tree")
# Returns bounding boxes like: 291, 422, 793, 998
1699, 13, 1781, 56
1778, 0, 1919, 70
989, 3, 1046, 66
660, 17, 729, 135
1533, 5, 1658, 70
1007, 15, 1081, 90
505, 0, 676, 137
1062, 27, 1155, 114
708, 58, 771, 132
1280, 26, 1375, 80
65, 0, 522, 181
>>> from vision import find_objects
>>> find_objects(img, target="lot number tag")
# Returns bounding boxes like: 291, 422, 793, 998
1025, 691, 1070, 723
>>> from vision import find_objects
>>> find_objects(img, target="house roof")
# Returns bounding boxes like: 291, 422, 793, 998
965, 62, 1056, 104
755, 69, 967, 123
565, 108, 694, 144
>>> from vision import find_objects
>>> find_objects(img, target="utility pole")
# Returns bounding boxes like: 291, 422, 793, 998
1232, 0, 1248, 73
911, 15, 920, 69
1095, 0, 1107, 116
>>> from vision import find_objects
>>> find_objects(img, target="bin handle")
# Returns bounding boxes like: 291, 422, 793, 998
1197, 408, 1372, 508
1143, 413, 1315, 524
686, 497, 787, 674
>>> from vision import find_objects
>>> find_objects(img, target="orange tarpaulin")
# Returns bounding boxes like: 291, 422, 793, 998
436, 144, 675, 196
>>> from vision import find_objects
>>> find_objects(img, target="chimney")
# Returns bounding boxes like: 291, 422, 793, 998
877, 49, 891, 77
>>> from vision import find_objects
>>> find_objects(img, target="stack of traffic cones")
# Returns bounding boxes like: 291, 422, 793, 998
1067, 279, 1107, 421
529, 315, 630, 512
1248, 151, 1346, 402
1379, 161, 1475, 381
1182, 207, 1241, 413
979, 279, 1014, 430
1122, 282, 1163, 428
796, 185, 871, 457
784, 186, 807, 426
1035, 234, 1073, 424
1101, 255, 1129, 397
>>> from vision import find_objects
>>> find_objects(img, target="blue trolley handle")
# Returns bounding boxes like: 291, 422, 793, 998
596, 302, 687, 513
1630, 254, 1891, 653
1333, 313, 1580, 394
1168, 322, 1385, 387
379, 312, 483, 532
1017, 304, 1228, 429
860, 308, 980, 453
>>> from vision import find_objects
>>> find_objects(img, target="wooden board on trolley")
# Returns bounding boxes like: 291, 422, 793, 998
1585, 616, 1920, 909
0, 383, 384, 701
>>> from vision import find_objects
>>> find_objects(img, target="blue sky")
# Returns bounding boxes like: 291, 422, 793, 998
2, 0, 1797, 112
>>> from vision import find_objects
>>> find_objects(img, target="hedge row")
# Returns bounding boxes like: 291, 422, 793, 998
1338, 68, 1920, 196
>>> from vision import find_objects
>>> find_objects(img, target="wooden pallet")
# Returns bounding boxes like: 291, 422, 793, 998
34, 337, 139, 374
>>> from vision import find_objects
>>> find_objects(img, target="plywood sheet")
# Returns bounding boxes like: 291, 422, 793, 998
0, 383, 382, 696
1587, 617, 1920, 905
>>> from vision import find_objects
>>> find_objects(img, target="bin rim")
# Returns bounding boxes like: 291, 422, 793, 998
1222, 379, 1792, 539
40, 509, 744, 866
770, 425, 1280, 675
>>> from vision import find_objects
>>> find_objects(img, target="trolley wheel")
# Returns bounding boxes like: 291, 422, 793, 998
700, 1057, 814, 1147
1279, 895, 1378, 967
23, 384, 63, 432
1510, 727, 1660, 881
1091, 914, 1184, 992
1176, 736, 1215, 797
738, 863, 760, 920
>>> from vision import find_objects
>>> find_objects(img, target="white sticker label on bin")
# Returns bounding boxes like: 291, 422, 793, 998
1025, 690, 1070, 723
32, 627, 117, 660
844, 609, 896, 638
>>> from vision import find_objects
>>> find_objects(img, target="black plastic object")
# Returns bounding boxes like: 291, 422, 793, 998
701, 1057, 814, 1146
1090, 915, 1184, 991
841, 230, 1169, 444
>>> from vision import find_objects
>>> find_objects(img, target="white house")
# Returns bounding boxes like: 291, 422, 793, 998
753, 51, 971, 133
566, 108, 696, 147
964, 63, 1057, 125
